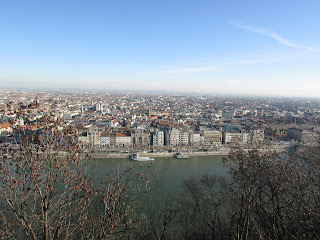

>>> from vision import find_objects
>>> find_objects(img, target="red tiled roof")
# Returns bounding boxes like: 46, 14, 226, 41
1, 122, 10, 128
116, 133, 130, 137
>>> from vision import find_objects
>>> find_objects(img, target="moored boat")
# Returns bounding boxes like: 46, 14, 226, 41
174, 151, 189, 159
129, 153, 155, 161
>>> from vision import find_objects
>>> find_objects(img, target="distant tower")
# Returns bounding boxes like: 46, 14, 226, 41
95, 102, 103, 111
95, 102, 101, 111
34, 97, 40, 108
100, 101, 103, 111
81, 103, 84, 113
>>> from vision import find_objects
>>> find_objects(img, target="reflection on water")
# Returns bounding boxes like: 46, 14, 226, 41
89, 155, 227, 194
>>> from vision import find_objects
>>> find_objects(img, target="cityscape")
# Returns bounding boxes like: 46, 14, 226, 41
1, 0, 320, 238
1, 88, 319, 157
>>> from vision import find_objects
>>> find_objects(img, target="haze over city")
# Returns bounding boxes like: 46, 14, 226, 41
1, 0, 319, 98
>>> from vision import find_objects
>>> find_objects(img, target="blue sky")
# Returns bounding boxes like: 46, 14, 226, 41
0, 0, 320, 97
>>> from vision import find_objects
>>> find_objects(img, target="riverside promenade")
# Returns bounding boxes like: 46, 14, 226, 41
92, 150, 230, 159
90, 142, 290, 159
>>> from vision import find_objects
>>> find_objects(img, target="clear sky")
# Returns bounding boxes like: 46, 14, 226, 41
1, 0, 320, 98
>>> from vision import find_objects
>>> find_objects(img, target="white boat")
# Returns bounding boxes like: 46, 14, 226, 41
129, 153, 155, 161
174, 151, 189, 159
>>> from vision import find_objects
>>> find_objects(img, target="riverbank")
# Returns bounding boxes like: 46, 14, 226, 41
91, 150, 230, 158
90, 144, 289, 159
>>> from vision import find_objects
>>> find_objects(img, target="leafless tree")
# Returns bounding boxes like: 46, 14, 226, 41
0, 104, 155, 239
177, 146, 320, 240
226, 147, 320, 239
79, 161, 157, 240
0, 106, 93, 239
137, 194, 178, 240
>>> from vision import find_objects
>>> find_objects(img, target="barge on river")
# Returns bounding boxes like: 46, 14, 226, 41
129, 153, 155, 161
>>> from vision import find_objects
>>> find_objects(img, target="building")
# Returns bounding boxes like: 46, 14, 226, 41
287, 128, 319, 145
242, 128, 264, 144
164, 128, 180, 146
99, 131, 111, 147
179, 131, 189, 146
250, 129, 265, 144
203, 130, 223, 145
115, 133, 131, 147
163, 128, 190, 146
266, 124, 295, 140
150, 129, 164, 146
242, 130, 251, 144
131, 129, 150, 146
222, 110, 234, 119
189, 132, 201, 145
223, 126, 242, 144
95, 102, 103, 112
0, 122, 12, 134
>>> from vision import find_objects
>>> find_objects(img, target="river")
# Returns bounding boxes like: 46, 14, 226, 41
89, 155, 228, 195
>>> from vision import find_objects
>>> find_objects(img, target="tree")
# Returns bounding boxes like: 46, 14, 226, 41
0, 103, 155, 239
177, 146, 320, 240
225, 147, 320, 239
79, 161, 157, 239
0, 104, 94, 239
138, 194, 178, 240
177, 174, 230, 240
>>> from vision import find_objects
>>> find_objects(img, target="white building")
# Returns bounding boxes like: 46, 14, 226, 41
179, 131, 189, 146
189, 132, 201, 145
250, 129, 265, 144
115, 133, 132, 147
164, 128, 189, 146
203, 130, 223, 145
95, 102, 103, 112
150, 129, 164, 146
222, 126, 242, 144
99, 131, 111, 147
164, 128, 180, 146
223, 132, 242, 144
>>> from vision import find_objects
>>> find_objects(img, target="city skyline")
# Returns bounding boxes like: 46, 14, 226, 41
1, 1, 320, 98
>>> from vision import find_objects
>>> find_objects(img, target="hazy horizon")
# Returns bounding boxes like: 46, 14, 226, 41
1, 1, 319, 98
2, 87, 320, 100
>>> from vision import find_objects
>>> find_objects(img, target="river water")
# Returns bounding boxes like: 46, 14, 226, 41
89, 155, 227, 195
